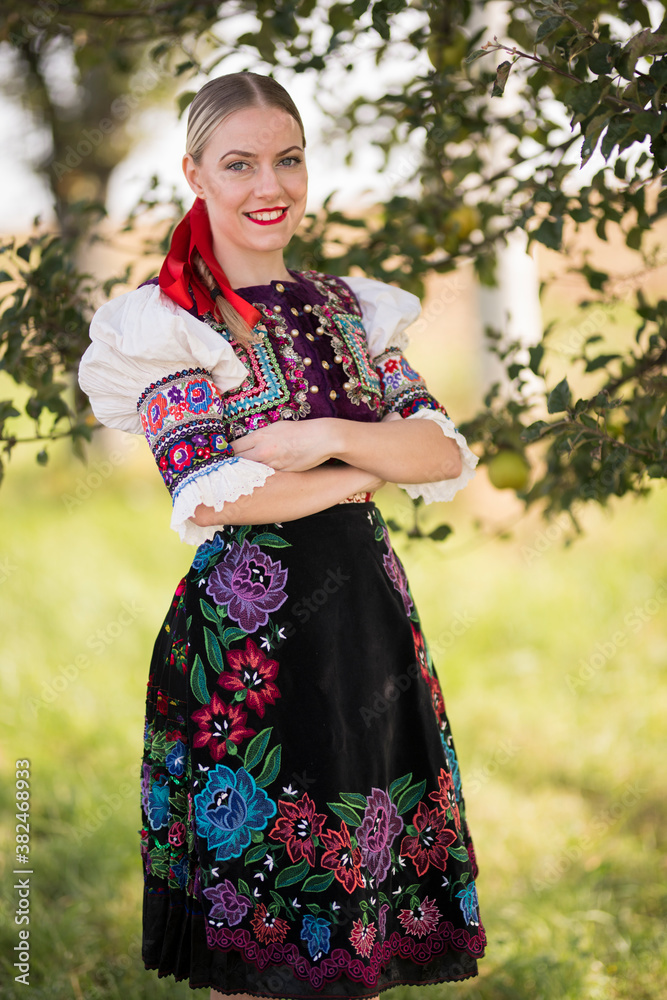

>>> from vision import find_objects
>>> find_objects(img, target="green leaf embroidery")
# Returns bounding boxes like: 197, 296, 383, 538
327, 802, 363, 827
255, 744, 282, 788
339, 791, 368, 810
302, 871, 336, 893
250, 531, 291, 548
447, 844, 472, 863
244, 728, 273, 771
221, 626, 248, 649
274, 858, 310, 888
395, 779, 427, 815
244, 844, 268, 865
203, 626, 225, 673
389, 773, 413, 801
237, 878, 252, 898
190, 653, 210, 704
200, 600, 220, 625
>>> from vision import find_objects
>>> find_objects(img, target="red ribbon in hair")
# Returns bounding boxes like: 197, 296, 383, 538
159, 197, 261, 328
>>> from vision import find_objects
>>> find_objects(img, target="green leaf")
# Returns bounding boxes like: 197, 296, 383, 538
244, 727, 273, 771
200, 600, 220, 625
396, 779, 427, 815
491, 60, 511, 98
464, 48, 487, 65
177, 91, 196, 117
339, 791, 369, 810
535, 16, 564, 43
302, 871, 336, 892
447, 844, 471, 862
389, 773, 413, 801
190, 653, 210, 704
203, 626, 224, 673
327, 802, 363, 826
429, 524, 452, 542
532, 217, 563, 250
579, 414, 599, 430
244, 843, 268, 864
633, 111, 664, 138
221, 626, 248, 648
274, 858, 310, 888
584, 353, 620, 372
547, 378, 572, 414
237, 878, 251, 897
250, 532, 290, 548
528, 344, 544, 375
255, 744, 282, 788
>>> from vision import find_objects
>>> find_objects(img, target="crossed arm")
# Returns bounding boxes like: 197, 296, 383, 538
191, 415, 463, 527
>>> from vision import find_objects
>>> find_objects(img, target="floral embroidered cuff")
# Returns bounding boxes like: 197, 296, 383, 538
138, 369, 235, 497
375, 348, 448, 420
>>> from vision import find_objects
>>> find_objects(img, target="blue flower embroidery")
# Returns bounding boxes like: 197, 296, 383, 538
170, 855, 189, 889
193, 533, 225, 572
166, 741, 188, 777
147, 775, 170, 830
300, 915, 331, 960
443, 741, 462, 799
194, 764, 276, 861
186, 379, 213, 414
456, 881, 479, 925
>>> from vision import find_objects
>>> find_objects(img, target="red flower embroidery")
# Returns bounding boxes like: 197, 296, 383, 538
397, 896, 442, 938
410, 623, 430, 683
349, 918, 377, 958
382, 357, 400, 374
156, 690, 169, 715
429, 674, 446, 720
250, 903, 290, 944
191, 693, 255, 762
321, 823, 364, 894
219, 638, 281, 718
400, 802, 458, 877
168, 441, 194, 471
429, 767, 461, 831
269, 794, 327, 867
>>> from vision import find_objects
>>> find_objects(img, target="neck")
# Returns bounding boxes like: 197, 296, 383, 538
211, 236, 294, 290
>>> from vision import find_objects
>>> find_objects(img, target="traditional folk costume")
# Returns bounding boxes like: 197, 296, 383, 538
79, 198, 485, 997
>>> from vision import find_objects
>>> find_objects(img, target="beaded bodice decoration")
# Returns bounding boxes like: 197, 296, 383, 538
198, 270, 384, 440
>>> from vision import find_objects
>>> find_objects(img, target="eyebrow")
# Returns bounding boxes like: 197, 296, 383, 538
219, 145, 303, 161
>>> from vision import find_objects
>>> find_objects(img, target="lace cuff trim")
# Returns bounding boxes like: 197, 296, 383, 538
396, 409, 479, 503
171, 458, 276, 545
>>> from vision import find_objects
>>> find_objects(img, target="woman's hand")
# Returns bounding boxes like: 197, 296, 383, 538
231, 417, 339, 472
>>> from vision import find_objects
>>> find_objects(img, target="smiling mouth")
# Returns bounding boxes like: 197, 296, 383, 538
244, 208, 288, 225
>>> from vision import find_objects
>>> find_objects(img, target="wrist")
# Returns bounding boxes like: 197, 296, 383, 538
326, 417, 350, 462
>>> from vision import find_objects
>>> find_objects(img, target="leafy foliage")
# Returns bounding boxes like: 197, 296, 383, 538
1, 0, 666, 538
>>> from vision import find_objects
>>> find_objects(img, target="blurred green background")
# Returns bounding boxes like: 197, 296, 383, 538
1, 413, 666, 998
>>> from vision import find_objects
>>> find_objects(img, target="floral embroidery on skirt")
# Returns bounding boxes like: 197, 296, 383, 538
140, 503, 485, 996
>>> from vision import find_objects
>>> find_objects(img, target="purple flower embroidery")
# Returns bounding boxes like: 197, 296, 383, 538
206, 539, 288, 632
378, 902, 390, 937
382, 528, 413, 616
203, 878, 252, 925
167, 385, 184, 405
355, 788, 404, 883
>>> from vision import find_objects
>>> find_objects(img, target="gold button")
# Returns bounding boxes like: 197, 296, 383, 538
316, 326, 325, 335
303, 357, 312, 366
329, 390, 337, 400
291, 328, 299, 336
273, 304, 282, 313
304, 304, 312, 313
334, 355, 343, 364
343, 381, 351, 390
291, 307, 299, 316
275, 282, 285, 292
321, 360, 330, 370
309, 384, 319, 393
306, 332, 315, 342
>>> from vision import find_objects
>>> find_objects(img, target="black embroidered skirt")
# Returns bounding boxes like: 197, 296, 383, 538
140, 502, 486, 996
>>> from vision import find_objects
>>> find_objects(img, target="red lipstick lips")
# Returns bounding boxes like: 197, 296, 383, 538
244, 207, 288, 226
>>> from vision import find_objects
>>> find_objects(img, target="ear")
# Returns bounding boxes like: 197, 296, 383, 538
183, 153, 205, 198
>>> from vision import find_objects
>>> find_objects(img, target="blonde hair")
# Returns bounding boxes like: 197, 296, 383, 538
186, 73, 306, 347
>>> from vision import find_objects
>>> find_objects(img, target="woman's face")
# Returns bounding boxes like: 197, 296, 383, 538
183, 104, 308, 268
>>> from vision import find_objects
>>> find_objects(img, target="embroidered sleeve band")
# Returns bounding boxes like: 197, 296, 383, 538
375, 348, 448, 420
138, 369, 235, 498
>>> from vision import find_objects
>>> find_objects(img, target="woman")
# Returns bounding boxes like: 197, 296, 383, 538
79, 72, 485, 998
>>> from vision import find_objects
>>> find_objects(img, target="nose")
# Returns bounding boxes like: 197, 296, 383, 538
252, 162, 283, 201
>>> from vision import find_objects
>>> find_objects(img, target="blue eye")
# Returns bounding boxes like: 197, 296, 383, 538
279, 156, 302, 167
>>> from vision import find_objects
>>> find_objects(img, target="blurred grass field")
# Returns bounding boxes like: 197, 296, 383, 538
1, 429, 666, 1000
